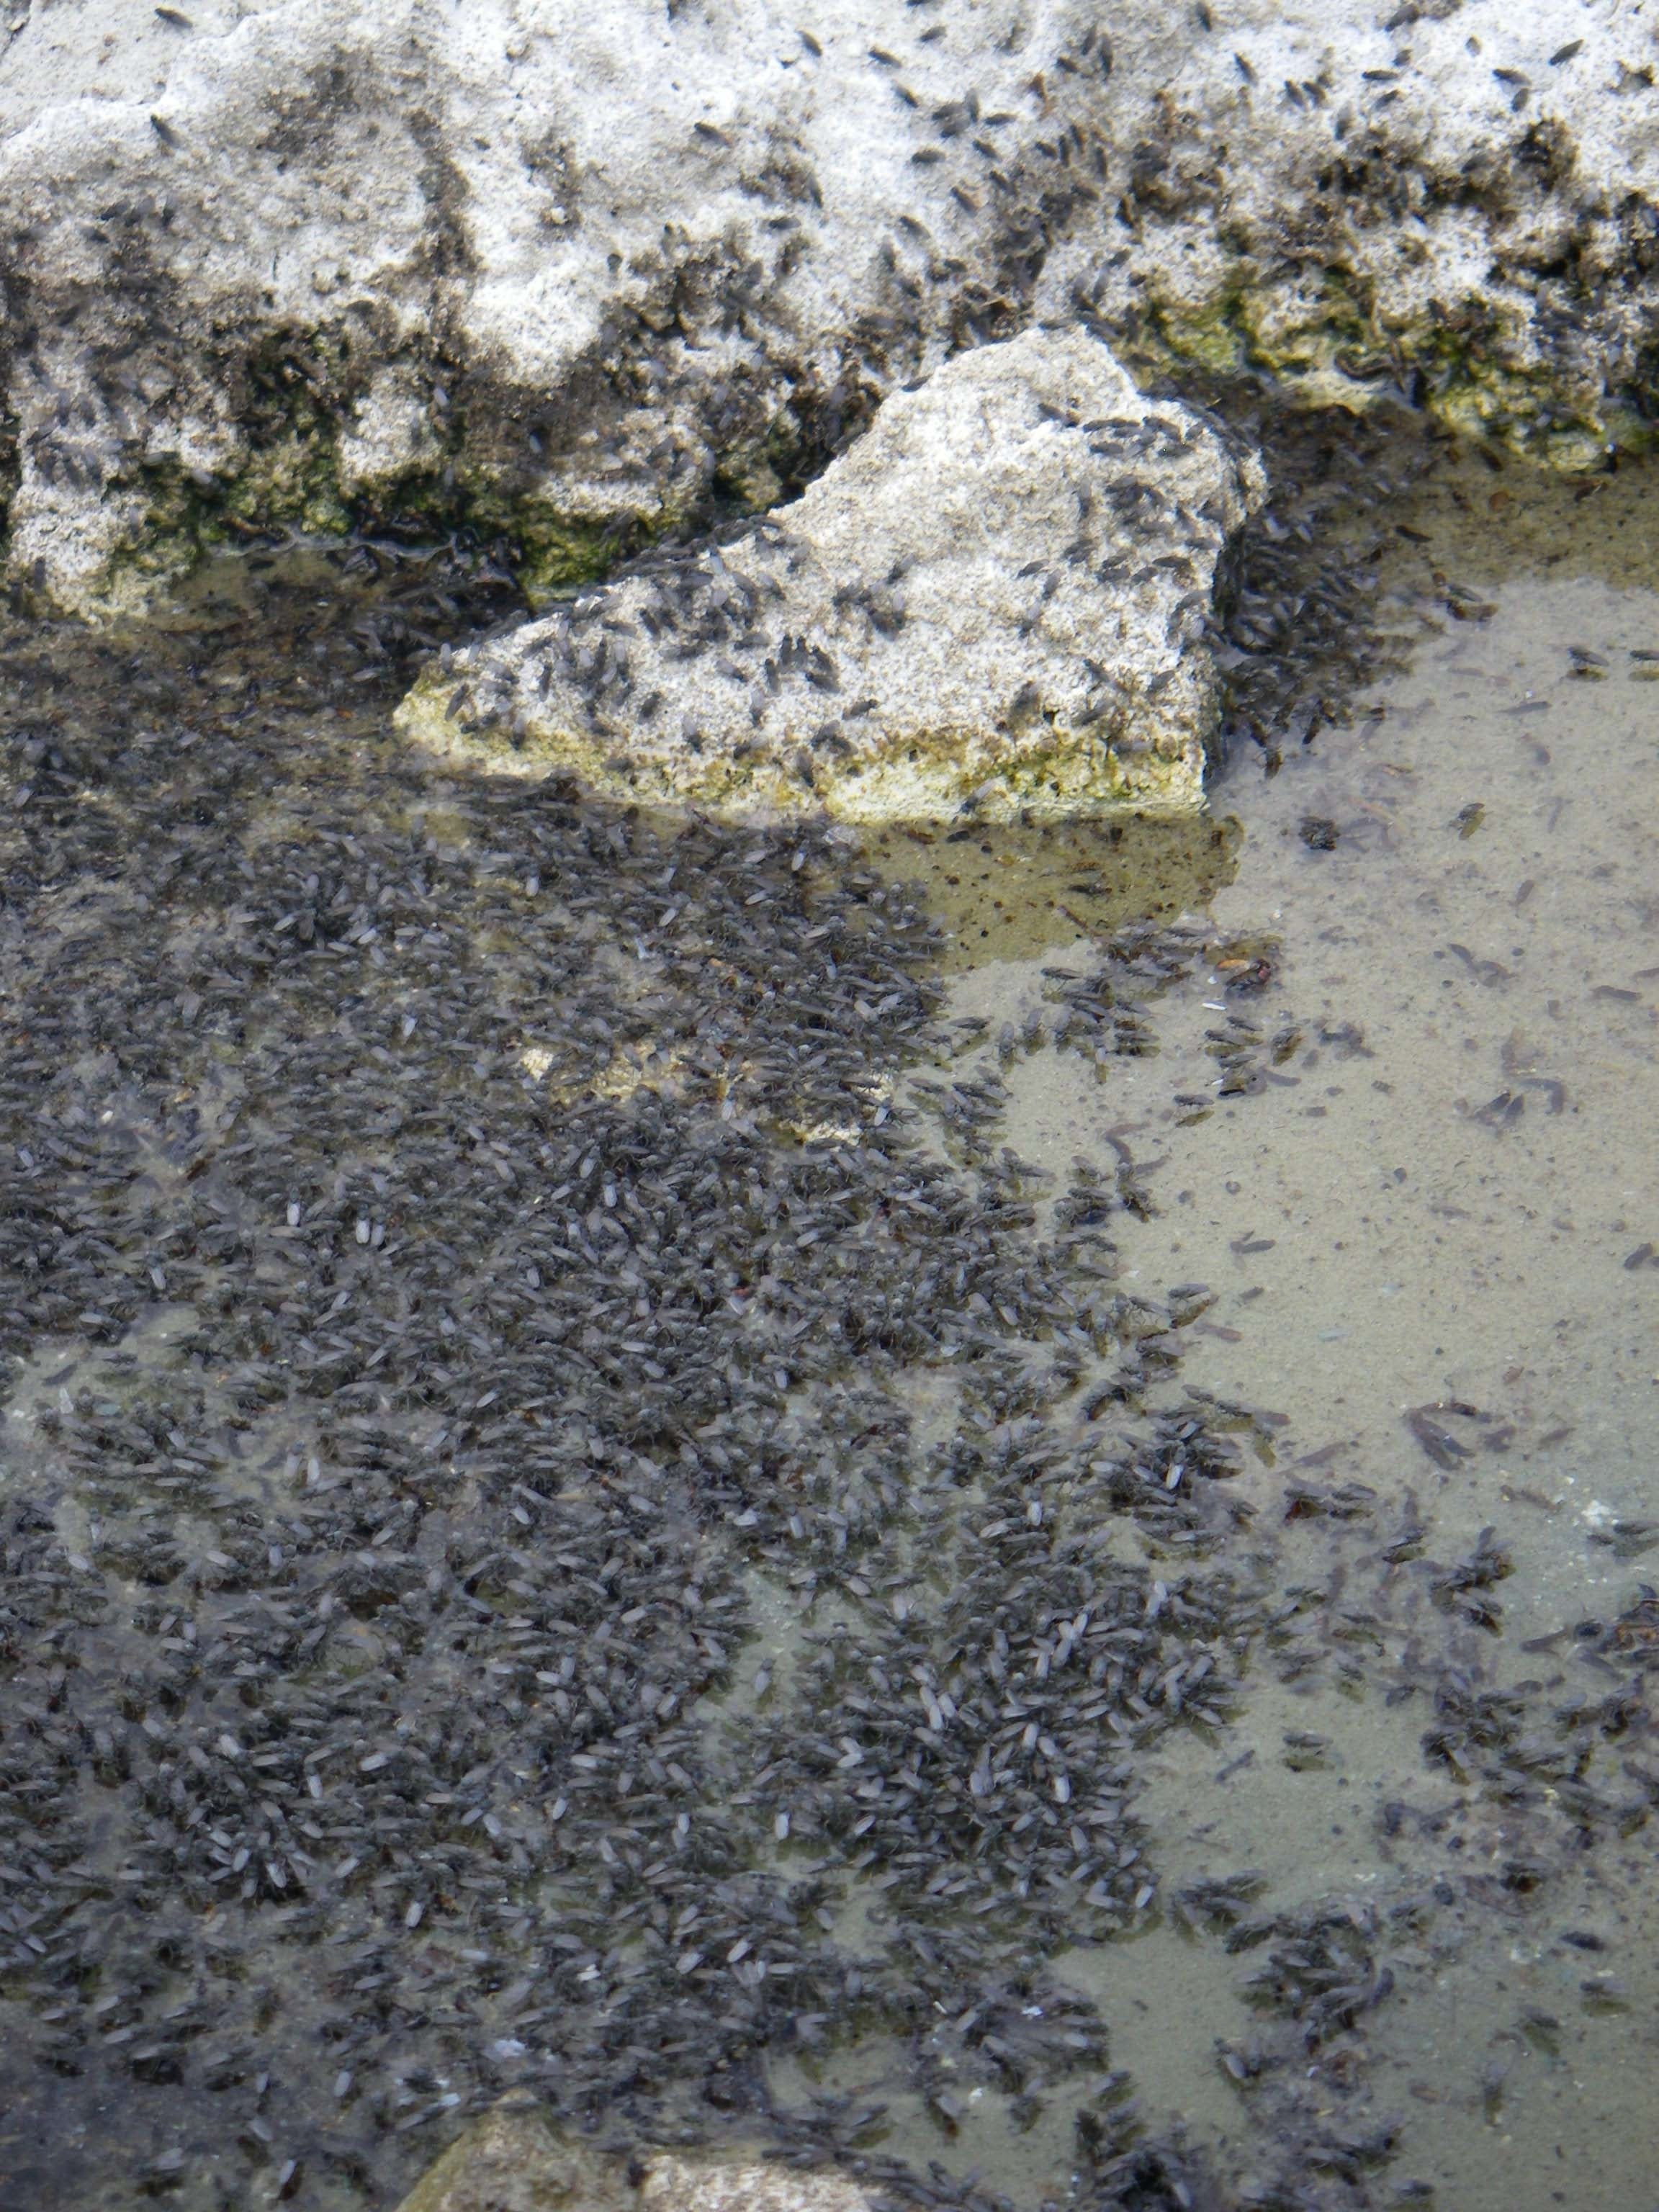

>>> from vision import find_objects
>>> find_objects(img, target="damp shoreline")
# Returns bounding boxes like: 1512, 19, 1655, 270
1, 424, 1657, 2212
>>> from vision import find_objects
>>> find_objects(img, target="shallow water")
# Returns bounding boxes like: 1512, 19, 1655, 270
1, 449, 1657, 2212
863, 453, 1659, 2209
925, 472, 1659, 1637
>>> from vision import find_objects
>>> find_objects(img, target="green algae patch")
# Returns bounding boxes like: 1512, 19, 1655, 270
222, 431, 354, 537
510, 515, 624, 600
38, 443, 648, 623
490, 489, 691, 607
1136, 275, 1650, 470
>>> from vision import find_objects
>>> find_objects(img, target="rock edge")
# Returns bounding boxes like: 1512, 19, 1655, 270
396, 328, 1263, 823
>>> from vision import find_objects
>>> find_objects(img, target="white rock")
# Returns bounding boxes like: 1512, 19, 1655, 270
397, 328, 1263, 821
393, 2105, 878, 2212
1, 0, 1656, 615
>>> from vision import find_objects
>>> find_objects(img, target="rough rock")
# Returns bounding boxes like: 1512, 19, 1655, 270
3, 0, 1658, 616
397, 326, 1262, 821
394, 2108, 629, 2212
395, 2105, 876, 2212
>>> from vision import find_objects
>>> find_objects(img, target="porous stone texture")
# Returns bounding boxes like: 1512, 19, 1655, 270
3, 0, 1658, 617
394, 2109, 626, 2212
397, 327, 1263, 822
395, 2108, 876, 2212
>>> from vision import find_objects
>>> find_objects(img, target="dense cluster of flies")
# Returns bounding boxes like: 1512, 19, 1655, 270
0, 399, 1653, 2212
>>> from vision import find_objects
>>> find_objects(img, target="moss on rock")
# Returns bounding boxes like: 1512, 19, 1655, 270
1136, 271, 1637, 471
